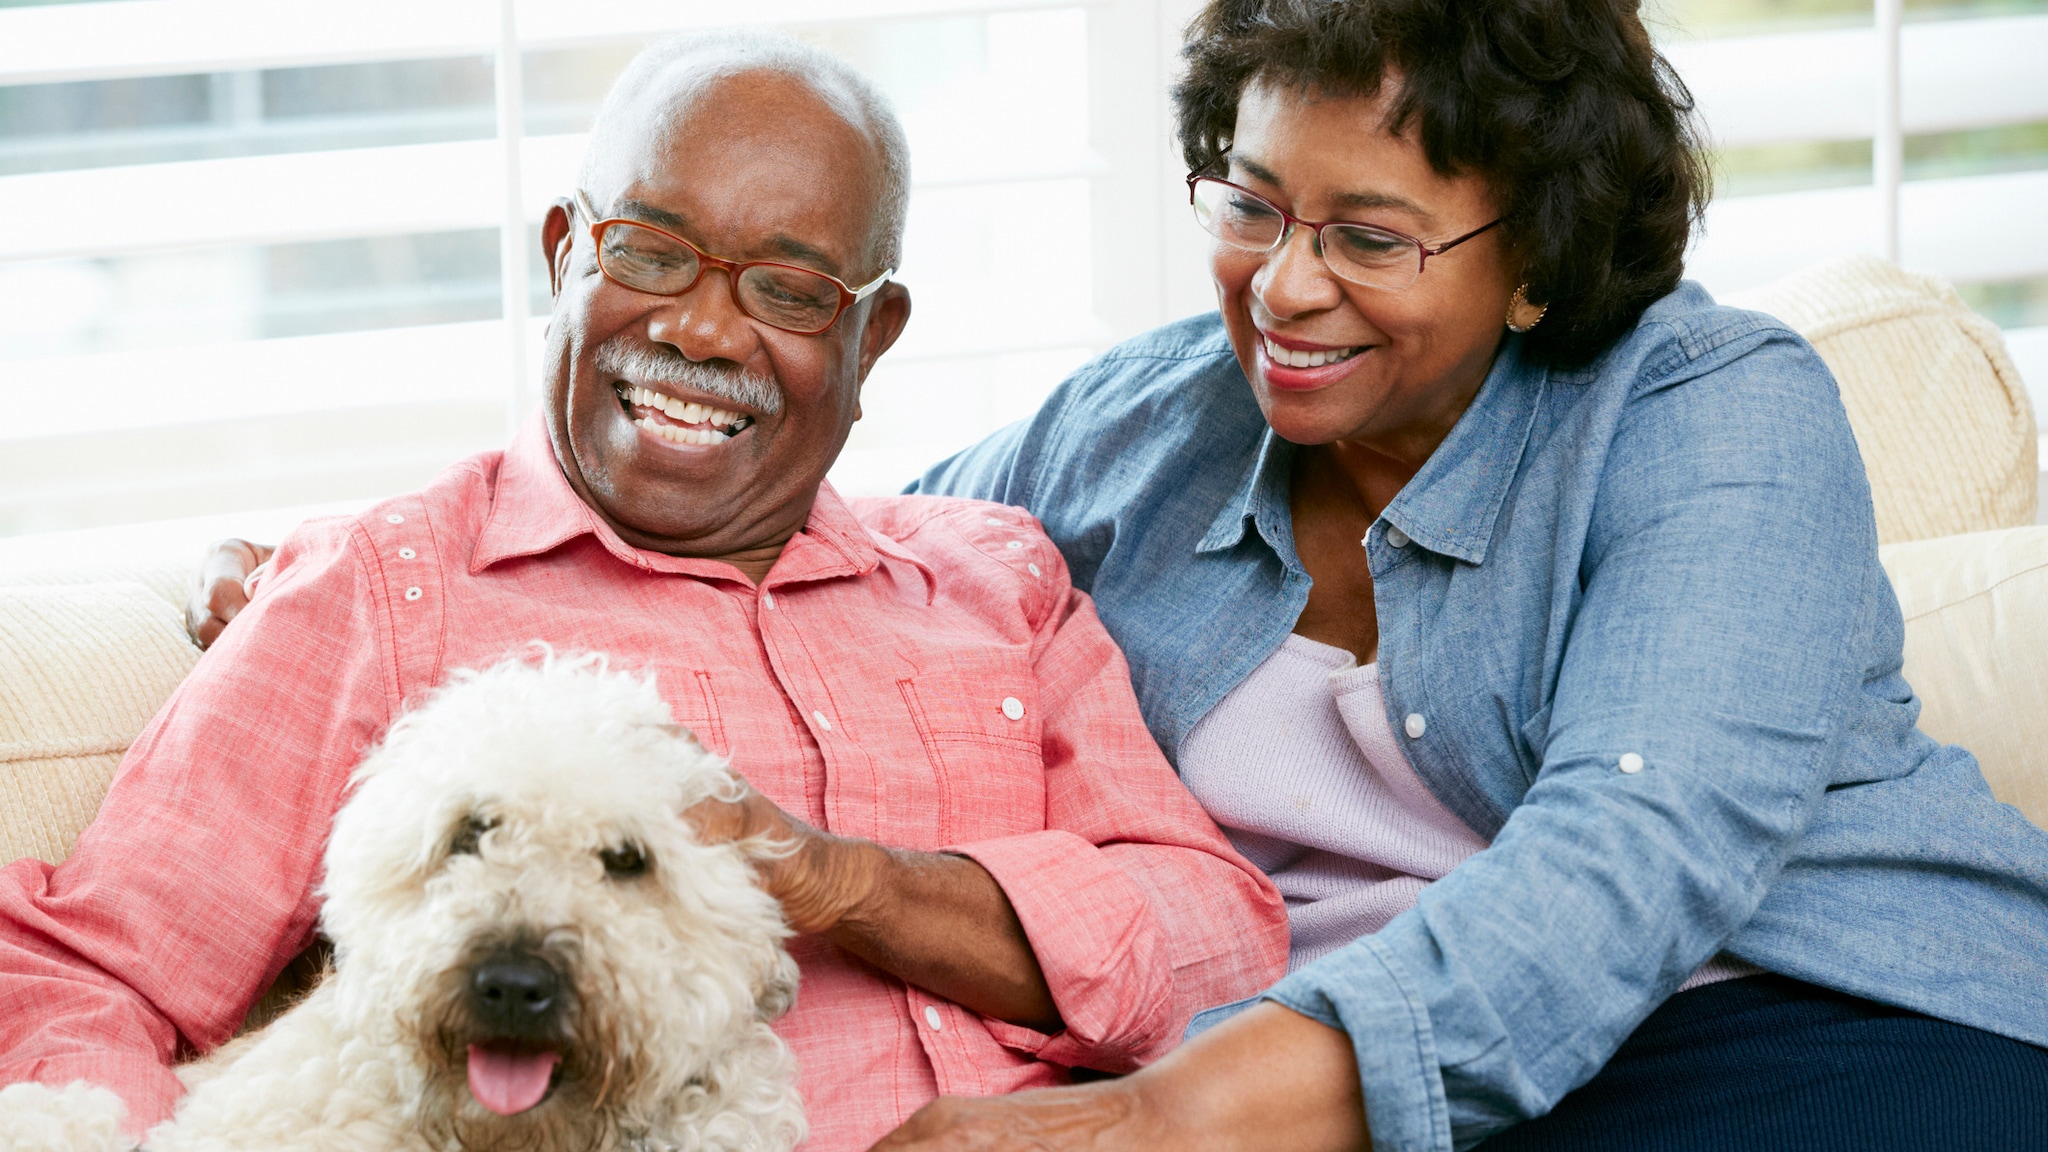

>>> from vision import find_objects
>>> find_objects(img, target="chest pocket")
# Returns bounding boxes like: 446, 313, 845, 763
897, 649, 1045, 845
670, 669, 729, 758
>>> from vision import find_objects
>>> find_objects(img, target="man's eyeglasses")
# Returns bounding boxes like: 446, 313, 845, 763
1187, 175, 1502, 293
572, 190, 893, 335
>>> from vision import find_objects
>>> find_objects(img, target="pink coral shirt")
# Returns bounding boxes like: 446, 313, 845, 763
0, 419, 1287, 1148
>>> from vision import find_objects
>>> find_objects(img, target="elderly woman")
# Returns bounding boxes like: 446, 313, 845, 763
884, 0, 2048, 1148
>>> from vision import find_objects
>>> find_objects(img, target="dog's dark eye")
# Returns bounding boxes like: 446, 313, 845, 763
600, 843, 648, 878
449, 815, 495, 856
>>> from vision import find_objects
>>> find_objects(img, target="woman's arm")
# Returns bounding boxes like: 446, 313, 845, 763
872, 1001, 1366, 1152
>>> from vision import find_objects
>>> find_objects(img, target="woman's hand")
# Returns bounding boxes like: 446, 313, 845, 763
870, 1001, 1368, 1152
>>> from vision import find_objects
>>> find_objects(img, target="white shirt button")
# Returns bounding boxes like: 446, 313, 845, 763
923, 1005, 943, 1030
1001, 697, 1025, 721
403, 586, 423, 602
1404, 712, 1427, 739
1028, 563, 1042, 577
1385, 525, 1411, 548
762, 591, 776, 610
1619, 752, 1645, 775
986, 517, 1004, 526
397, 547, 416, 560
385, 513, 404, 524
811, 710, 832, 731
1006, 540, 1024, 550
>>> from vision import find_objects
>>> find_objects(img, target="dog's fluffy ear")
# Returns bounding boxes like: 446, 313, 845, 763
751, 944, 801, 1021
0, 1081, 131, 1152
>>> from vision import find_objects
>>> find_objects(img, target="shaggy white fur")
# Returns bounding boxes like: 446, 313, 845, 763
0, 651, 804, 1152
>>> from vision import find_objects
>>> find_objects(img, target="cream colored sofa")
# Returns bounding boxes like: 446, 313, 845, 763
2, 256, 2045, 877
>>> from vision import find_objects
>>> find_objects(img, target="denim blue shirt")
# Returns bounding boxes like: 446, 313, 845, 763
910, 285, 2048, 1151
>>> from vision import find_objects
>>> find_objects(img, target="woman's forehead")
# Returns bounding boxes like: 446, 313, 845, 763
1229, 81, 1491, 228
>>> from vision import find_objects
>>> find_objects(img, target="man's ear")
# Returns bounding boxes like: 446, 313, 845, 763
542, 199, 576, 298
854, 281, 911, 385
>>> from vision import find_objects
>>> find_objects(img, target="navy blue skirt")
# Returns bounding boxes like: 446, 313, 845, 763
1475, 974, 2048, 1151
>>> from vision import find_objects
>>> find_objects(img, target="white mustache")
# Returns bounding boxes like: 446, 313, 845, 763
593, 337, 784, 416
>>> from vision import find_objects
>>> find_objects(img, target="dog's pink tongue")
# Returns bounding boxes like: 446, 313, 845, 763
467, 1044, 560, 1115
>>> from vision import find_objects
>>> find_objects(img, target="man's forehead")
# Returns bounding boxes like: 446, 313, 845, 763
583, 66, 886, 276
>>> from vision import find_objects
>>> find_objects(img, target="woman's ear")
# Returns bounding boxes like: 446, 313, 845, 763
541, 199, 576, 298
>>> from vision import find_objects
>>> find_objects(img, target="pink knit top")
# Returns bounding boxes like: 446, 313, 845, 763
1181, 633, 1757, 988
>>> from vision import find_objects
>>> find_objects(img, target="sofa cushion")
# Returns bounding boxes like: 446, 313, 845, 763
1880, 526, 2048, 828
0, 582, 200, 866
1726, 256, 2039, 545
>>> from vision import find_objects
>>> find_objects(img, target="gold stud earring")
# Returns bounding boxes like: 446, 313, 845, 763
1506, 284, 1548, 333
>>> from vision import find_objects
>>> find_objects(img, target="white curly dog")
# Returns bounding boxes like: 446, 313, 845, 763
0, 652, 805, 1152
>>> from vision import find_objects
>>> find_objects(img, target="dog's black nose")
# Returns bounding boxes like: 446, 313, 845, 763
469, 952, 562, 1035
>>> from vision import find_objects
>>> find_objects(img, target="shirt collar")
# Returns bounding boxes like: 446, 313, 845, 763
1191, 335, 1546, 569
1383, 335, 1547, 566
471, 415, 883, 586
1196, 422, 1301, 572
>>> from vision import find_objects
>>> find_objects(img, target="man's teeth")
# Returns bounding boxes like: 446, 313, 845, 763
634, 416, 730, 445
622, 385, 748, 431
1262, 336, 1362, 369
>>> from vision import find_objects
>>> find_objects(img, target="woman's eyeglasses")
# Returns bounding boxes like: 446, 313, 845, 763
572, 190, 893, 335
1188, 175, 1501, 293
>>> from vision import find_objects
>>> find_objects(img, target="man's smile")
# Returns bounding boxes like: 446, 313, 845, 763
614, 382, 757, 446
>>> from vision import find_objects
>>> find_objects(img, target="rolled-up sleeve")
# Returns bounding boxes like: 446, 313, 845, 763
0, 520, 391, 1134
951, 546, 1289, 1072
1266, 329, 1879, 1151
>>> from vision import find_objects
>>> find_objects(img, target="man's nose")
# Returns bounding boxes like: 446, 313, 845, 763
468, 951, 563, 1037
648, 266, 759, 364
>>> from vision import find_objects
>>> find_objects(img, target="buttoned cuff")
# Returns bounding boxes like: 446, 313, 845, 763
948, 829, 1174, 1071
1265, 934, 1455, 1152
11, 1052, 184, 1138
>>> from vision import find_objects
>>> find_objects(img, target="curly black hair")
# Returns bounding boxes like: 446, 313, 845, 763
1174, 0, 1710, 367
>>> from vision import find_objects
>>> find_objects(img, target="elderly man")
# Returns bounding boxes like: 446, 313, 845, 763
0, 32, 1287, 1149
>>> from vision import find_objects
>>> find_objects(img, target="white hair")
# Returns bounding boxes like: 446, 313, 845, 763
580, 29, 911, 278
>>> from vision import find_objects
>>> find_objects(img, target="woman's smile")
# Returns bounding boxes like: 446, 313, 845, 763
1254, 328, 1374, 392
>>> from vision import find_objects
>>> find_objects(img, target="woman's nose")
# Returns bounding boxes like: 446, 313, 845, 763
1253, 225, 1343, 319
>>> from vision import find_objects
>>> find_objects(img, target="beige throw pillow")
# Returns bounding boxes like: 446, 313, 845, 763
1725, 256, 2039, 545
1880, 526, 2048, 829
0, 582, 200, 866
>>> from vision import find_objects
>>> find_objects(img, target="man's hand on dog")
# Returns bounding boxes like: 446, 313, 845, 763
686, 783, 1061, 1031
683, 784, 882, 937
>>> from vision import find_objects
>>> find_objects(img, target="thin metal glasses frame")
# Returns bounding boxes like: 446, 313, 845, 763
1187, 174, 1503, 290
571, 189, 894, 335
